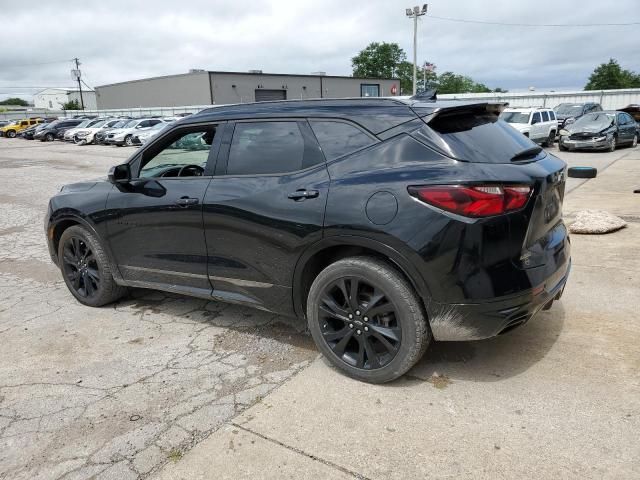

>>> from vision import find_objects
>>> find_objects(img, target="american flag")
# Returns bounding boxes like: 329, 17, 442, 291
424, 62, 436, 72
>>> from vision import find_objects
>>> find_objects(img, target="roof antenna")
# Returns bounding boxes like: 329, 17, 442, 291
410, 89, 437, 101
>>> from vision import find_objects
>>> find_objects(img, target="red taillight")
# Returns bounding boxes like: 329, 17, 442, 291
409, 185, 532, 218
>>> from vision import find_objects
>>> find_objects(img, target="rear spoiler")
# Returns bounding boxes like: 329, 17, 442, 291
410, 101, 508, 123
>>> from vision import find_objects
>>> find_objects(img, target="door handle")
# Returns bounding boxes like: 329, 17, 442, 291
175, 197, 199, 207
288, 189, 319, 201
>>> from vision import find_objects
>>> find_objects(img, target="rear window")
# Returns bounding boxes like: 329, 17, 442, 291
414, 110, 543, 163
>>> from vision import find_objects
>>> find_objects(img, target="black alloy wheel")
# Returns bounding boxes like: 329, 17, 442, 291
318, 276, 401, 370
7, 130, 16, 138
61, 236, 101, 298
307, 257, 430, 383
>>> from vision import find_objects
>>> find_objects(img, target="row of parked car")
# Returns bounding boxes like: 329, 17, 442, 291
0, 114, 192, 146
498, 102, 640, 152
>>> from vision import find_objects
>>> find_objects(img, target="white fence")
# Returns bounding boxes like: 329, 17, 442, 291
438, 88, 640, 110
2, 88, 639, 121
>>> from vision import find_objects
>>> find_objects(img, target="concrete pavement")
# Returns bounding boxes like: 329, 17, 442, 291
155, 146, 640, 480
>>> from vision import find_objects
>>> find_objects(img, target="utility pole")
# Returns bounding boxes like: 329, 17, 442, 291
73, 58, 85, 110
405, 5, 427, 96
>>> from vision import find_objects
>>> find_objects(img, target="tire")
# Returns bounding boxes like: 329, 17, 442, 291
543, 131, 555, 148
6, 130, 16, 138
608, 136, 616, 152
58, 225, 127, 307
124, 135, 133, 146
45, 133, 54, 142
307, 256, 430, 383
568, 166, 597, 179
631, 134, 638, 148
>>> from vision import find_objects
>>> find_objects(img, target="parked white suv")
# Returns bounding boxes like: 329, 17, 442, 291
499, 107, 558, 147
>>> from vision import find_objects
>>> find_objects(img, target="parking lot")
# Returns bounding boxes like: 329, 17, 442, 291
1, 138, 639, 479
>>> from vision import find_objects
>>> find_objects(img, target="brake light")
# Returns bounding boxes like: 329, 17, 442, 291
409, 185, 532, 218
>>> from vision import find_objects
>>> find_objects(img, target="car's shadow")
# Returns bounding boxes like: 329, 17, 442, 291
406, 303, 566, 383
114, 287, 317, 352
117, 288, 564, 383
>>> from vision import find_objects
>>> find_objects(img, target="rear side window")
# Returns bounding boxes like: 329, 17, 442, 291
227, 122, 306, 175
549, 111, 556, 120
310, 121, 375, 161
541, 111, 549, 122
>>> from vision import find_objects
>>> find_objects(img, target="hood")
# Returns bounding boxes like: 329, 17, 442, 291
59, 181, 100, 193
567, 124, 614, 136
509, 123, 530, 133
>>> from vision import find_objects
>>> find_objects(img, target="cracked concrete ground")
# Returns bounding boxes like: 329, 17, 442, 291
0, 139, 317, 480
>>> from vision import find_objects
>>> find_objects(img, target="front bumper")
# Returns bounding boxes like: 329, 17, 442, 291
560, 137, 609, 150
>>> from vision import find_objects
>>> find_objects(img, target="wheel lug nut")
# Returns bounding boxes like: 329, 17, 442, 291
355, 310, 361, 316
348, 314, 353, 319
356, 329, 362, 335
349, 323, 354, 329
364, 317, 368, 322
364, 326, 369, 332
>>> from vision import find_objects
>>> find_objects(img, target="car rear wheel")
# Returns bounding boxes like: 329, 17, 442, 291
559, 142, 568, 151
543, 131, 555, 147
6, 130, 16, 138
58, 225, 127, 307
307, 256, 430, 383
45, 133, 54, 142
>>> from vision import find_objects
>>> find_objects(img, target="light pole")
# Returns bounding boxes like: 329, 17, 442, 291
405, 4, 427, 96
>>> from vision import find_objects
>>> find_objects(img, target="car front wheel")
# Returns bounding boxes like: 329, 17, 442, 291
6, 130, 16, 138
307, 256, 430, 383
609, 136, 616, 152
58, 225, 127, 307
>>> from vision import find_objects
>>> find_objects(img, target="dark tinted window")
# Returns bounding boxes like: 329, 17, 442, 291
419, 111, 543, 164
541, 111, 549, 122
549, 111, 556, 120
532, 112, 542, 124
310, 121, 375, 161
227, 122, 306, 175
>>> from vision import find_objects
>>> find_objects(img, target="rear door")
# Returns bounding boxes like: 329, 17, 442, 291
105, 122, 222, 296
202, 119, 329, 314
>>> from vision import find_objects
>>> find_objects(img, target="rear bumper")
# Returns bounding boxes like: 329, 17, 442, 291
427, 257, 571, 341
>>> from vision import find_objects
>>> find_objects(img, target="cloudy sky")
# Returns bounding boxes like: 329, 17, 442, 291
1, 0, 638, 101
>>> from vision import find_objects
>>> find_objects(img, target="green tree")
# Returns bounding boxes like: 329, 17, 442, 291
0, 97, 29, 106
585, 58, 640, 90
61, 99, 82, 110
395, 61, 415, 95
352, 42, 407, 79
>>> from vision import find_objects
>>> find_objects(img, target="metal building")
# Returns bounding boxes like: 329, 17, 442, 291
95, 70, 400, 109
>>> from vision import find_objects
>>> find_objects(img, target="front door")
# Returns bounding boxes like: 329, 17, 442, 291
105, 123, 222, 296
203, 120, 329, 315
530, 112, 545, 141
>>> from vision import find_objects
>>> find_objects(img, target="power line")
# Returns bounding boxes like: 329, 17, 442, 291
426, 14, 640, 27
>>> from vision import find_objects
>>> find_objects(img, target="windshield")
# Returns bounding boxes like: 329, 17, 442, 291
555, 104, 583, 116
122, 120, 138, 128
149, 122, 166, 130
91, 120, 107, 128
74, 120, 91, 128
572, 112, 614, 130
500, 111, 530, 124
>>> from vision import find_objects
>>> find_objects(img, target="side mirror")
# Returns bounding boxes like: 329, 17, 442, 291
135, 125, 142, 129
108, 163, 131, 184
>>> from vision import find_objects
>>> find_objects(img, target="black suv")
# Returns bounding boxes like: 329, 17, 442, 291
554, 102, 602, 130
45, 98, 571, 383
35, 119, 83, 142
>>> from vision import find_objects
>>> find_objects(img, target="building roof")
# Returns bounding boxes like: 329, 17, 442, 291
35, 88, 95, 95
96, 71, 398, 89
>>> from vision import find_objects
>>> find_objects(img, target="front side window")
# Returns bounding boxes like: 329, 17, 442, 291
310, 120, 375, 161
227, 122, 307, 175
139, 126, 216, 178
532, 112, 542, 124
360, 84, 380, 97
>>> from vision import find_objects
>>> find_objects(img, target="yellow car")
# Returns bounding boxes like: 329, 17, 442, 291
0, 118, 43, 138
